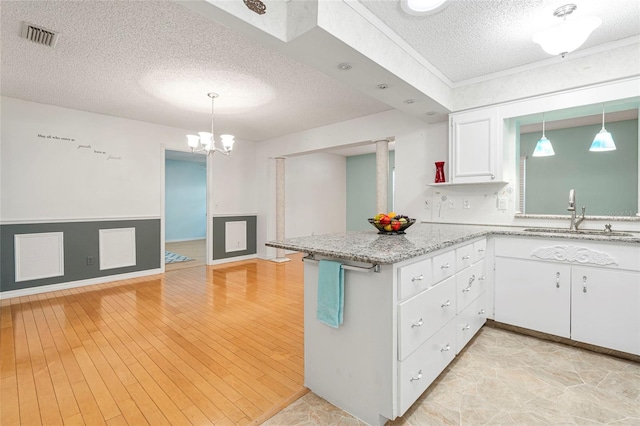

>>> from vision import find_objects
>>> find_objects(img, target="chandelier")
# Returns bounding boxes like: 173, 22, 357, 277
187, 93, 235, 156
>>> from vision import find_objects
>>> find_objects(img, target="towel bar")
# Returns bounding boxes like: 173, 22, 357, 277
302, 254, 381, 273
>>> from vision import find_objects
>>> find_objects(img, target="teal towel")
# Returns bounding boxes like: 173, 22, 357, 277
317, 260, 344, 328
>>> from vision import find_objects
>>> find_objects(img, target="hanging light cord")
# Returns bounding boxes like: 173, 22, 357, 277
542, 112, 546, 136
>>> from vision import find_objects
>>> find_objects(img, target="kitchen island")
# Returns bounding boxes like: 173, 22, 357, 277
266, 223, 640, 425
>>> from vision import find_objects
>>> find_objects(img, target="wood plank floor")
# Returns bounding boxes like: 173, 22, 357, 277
0, 254, 306, 425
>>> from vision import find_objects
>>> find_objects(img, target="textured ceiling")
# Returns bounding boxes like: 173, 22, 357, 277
0, 1, 391, 142
359, 0, 640, 83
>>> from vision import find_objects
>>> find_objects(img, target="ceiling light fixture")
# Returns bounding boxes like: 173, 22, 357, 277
590, 104, 616, 152
187, 93, 235, 156
532, 112, 555, 157
243, 0, 266, 15
337, 63, 352, 71
404, 99, 416, 104
426, 111, 437, 116
532, 4, 601, 58
401, 0, 449, 15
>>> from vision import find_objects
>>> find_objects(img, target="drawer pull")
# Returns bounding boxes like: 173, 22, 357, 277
463, 275, 475, 292
462, 324, 471, 331
410, 370, 423, 382
411, 318, 424, 328
440, 343, 451, 352
583, 275, 587, 293
440, 263, 450, 270
478, 309, 485, 315
411, 274, 424, 282
477, 248, 485, 253
441, 300, 451, 308
462, 255, 470, 260
478, 276, 486, 281
556, 272, 561, 288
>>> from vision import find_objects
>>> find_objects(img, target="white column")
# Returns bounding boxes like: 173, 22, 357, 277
273, 157, 290, 263
376, 139, 390, 214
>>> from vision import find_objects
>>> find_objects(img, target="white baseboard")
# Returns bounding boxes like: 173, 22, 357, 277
0, 268, 163, 300
209, 254, 257, 265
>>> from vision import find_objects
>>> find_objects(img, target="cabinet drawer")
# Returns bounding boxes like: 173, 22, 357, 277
456, 261, 486, 314
455, 244, 474, 272
398, 319, 456, 416
398, 258, 433, 301
456, 292, 487, 353
432, 250, 455, 283
473, 239, 487, 263
398, 276, 456, 360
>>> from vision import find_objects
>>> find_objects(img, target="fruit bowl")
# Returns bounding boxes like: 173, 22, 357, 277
368, 218, 416, 235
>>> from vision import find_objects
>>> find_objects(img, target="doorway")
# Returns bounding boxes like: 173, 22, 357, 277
164, 150, 207, 271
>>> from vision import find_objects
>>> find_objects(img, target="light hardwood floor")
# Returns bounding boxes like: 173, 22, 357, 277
165, 239, 207, 272
0, 254, 306, 425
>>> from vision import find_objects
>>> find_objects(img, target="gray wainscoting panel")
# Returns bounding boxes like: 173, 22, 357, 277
212, 216, 257, 260
1, 219, 160, 292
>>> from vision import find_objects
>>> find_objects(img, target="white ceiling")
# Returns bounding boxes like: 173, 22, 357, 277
1, 0, 638, 148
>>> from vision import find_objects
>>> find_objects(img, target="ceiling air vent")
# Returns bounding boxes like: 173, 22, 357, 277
20, 22, 59, 48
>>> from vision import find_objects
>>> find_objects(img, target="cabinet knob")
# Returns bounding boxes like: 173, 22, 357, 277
477, 248, 485, 253
441, 263, 450, 270
410, 370, 423, 382
490, 174, 495, 180
462, 324, 471, 331
411, 318, 424, 328
440, 343, 451, 352
478, 309, 485, 315
462, 255, 470, 260
583, 275, 587, 293
411, 274, 424, 282
478, 276, 486, 281
556, 272, 560, 288
441, 300, 451, 308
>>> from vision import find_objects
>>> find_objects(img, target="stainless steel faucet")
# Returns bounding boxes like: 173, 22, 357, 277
567, 189, 586, 230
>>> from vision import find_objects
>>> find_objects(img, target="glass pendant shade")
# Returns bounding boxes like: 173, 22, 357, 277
198, 132, 213, 150
533, 136, 555, 157
533, 16, 600, 56
590, 129, 616, 152
220, 134, 235, 152
589, 106, 616, 152
186, 134, 199, 148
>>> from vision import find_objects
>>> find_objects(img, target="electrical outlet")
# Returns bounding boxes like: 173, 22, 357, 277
463, 200, 470, 209
498, 197, 507, 210
86, 256, 94, 266
449, 199, 455, 209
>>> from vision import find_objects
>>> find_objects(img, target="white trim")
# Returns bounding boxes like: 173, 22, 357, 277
210, 254, 257, 265
0, 268, 163, 300
1, 216, 161, 225
14, 232, 64, 282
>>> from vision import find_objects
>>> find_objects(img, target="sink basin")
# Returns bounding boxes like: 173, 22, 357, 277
523, 228, 633, 237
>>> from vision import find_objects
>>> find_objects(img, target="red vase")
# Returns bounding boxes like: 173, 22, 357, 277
435, 161, 445, 183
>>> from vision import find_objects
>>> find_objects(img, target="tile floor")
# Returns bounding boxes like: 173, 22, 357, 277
263, 326, 640, 425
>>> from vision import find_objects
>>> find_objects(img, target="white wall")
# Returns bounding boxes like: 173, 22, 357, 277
255, 109, 443, 259
1, 96, 257, 226
285, 153, 346, 238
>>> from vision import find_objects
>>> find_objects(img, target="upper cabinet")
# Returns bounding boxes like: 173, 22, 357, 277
449, 107, 502, 184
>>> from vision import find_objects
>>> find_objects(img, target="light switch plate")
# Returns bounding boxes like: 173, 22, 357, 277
498, 197, 507, 210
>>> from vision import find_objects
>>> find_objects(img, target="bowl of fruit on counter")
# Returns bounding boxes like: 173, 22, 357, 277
368, 213, 416, 235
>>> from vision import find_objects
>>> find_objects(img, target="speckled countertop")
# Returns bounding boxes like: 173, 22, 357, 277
266, 223, 640, 265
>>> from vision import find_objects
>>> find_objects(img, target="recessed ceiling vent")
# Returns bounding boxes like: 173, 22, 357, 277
20, 22, 59, 48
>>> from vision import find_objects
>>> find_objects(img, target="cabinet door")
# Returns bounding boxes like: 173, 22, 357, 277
571, 267, 640, 356
494, 258, 570, 338
449, 108, 500, 183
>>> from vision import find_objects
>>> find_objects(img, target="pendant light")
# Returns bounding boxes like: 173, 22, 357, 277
187, 92, 235, 156
532, 113, 555, 157
589, 104, 616, 152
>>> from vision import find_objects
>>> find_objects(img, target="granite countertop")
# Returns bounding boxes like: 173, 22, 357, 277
266, 223, 640, 265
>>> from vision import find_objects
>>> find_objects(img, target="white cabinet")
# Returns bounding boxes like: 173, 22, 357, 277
495, 258, 571, 338
398, 258, 433, 300
494, 237, 640, 356
571, 267, 640, 355
449, 107, 502, 184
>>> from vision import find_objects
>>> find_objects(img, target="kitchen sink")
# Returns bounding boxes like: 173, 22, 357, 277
523, 228, 633, 237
